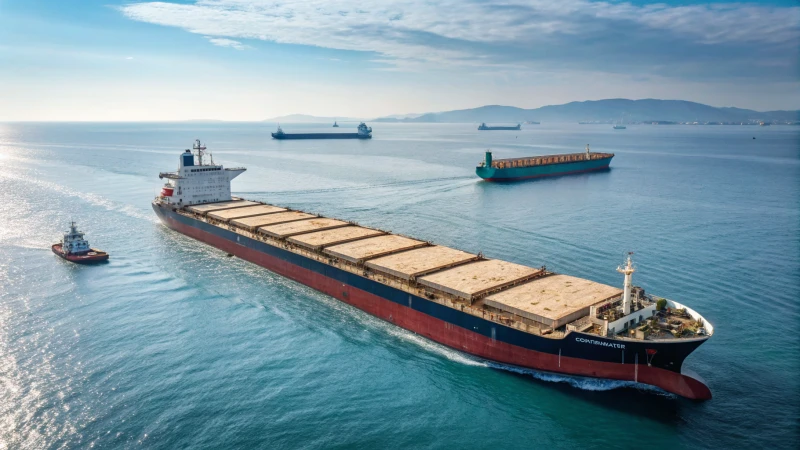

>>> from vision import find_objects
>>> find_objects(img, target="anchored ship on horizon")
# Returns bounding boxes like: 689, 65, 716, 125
272, 122, 372, 139
153, 141, 713, 400
478, 123, 521, 131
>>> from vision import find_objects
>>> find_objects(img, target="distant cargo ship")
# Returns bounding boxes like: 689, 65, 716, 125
153, 140, 713, 400
272, 122, 372, 139
478, 123, 521, 131
476, 145, 614, 181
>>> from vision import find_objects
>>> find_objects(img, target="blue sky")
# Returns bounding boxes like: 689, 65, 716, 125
0, 0, 798, 120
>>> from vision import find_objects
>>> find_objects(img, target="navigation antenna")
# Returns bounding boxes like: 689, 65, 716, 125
193, 139, 207, 166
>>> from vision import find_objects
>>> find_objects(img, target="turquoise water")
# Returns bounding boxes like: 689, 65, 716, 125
0, 122, 797, 449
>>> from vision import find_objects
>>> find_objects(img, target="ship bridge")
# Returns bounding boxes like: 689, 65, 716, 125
156, 140, 246, 206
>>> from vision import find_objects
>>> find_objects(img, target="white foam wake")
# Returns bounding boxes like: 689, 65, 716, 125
377, 322, 674, 396
382, 326, 488, 367
486, 361, 676, 397
0, 169, 157, 223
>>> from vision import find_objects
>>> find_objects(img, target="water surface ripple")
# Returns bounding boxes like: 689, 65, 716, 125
0, 122, 797, 449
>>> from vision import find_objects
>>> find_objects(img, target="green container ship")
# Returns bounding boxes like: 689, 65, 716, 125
476, 145, 614, 181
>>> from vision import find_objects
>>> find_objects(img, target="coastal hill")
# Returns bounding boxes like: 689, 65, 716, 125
264, 114, 364, 123
373, 99, 799, 123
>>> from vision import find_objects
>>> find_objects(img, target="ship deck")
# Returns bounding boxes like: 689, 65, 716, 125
236, 211, 316, 230
260, 217, 350, 238
187, 200, 260, 213
483, 275, 622, 328
488, 152, 614, 169
208, 204, 286, 221
288, 226, 386, 250
365, 246, 478, 281
175, 198, 704, 341
417, 259, 543, 300
325, 235, 428, 263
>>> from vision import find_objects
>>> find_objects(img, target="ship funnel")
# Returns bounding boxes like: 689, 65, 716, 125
616, 252, 635, 316
181, 149, 194, 167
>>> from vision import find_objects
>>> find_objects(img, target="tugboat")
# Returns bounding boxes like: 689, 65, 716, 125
51, 222, 109, 263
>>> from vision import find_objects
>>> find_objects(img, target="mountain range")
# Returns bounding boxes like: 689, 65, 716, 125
375, 99, 798, 123
264, 114, 364, 123
267, 99, 798, 124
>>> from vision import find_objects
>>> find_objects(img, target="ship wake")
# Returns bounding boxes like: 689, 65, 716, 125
0, 169, 158, 224
383, 326, 488, 367
487, 362, 676, 397
383, 323, 675, 397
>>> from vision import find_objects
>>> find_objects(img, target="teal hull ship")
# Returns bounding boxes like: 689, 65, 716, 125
476, 146, 614, 181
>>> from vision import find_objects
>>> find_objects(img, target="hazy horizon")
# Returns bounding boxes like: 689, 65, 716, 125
2, 0, 799, 121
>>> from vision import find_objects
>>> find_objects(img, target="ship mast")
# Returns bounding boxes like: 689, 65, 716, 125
193, 139, 207, 166
617, 252, 635, 315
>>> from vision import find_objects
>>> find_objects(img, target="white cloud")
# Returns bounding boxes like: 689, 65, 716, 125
205, 36, 249, 50
125, 56, 134, 60
119, 0, 799, 76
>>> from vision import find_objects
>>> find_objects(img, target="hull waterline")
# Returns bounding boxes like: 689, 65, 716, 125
271, 133, 371, 140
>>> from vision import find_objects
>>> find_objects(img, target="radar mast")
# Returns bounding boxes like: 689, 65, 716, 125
193, 139, 207, 166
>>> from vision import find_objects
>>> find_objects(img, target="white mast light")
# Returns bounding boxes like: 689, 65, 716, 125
617, 252, 636, 316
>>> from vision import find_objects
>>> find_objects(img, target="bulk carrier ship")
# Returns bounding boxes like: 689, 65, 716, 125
153, 140, 714, 400
272, 122, 372, 139
478, 123, 521, 130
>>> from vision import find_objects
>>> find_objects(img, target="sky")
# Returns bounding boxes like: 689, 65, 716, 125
0, 0, 798, 121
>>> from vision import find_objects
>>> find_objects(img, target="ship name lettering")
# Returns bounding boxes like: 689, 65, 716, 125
575, 337, 626, 349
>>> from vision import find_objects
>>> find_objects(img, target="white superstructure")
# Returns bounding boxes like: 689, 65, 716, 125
61, 222, 91, 254
157, 140, 246, 206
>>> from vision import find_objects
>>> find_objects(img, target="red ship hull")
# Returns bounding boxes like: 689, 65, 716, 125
155, 205, 711, 400
52, 244, 109, 263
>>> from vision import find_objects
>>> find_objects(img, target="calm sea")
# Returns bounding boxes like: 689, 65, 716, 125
0, 122, 797, 449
